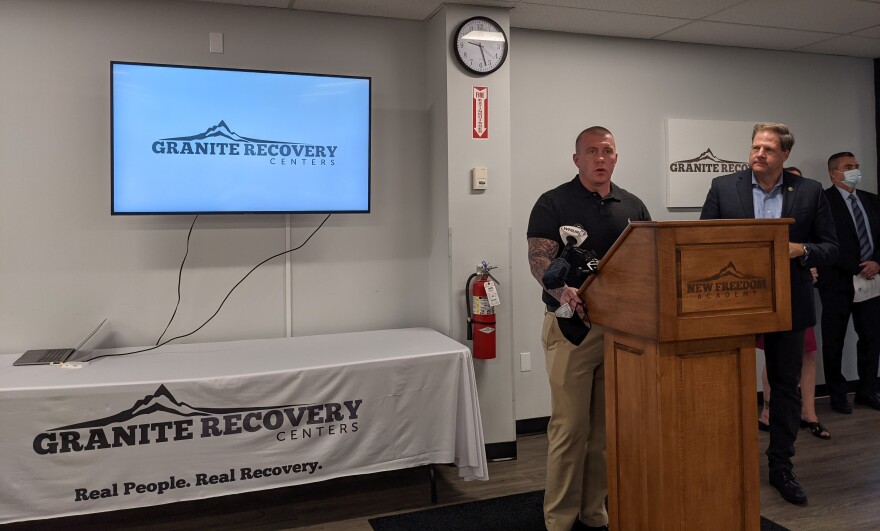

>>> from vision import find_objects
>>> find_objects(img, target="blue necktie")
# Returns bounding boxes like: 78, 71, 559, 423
849, 193, 873, 261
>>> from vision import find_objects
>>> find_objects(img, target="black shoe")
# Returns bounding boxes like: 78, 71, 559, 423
571, 522, 608, 531
800, 419, 832, 440
830, 398, 852, 414
769, 469, 807, 505
854, 393, 880, 410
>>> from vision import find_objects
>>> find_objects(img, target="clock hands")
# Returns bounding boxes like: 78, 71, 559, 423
468, 41, 488, 66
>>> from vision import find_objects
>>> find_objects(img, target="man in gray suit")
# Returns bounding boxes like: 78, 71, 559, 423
700, 123, 838, 505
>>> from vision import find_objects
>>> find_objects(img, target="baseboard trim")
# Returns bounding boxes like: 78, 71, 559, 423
520, 380, 859, 442
516, 416, 549, 436
518, 384, 854, 436
485, 441, 517, 462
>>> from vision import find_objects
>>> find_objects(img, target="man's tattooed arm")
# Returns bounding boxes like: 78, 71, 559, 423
528, 237, 565, 302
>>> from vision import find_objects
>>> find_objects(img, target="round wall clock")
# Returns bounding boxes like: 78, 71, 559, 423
453, 16, 508, 75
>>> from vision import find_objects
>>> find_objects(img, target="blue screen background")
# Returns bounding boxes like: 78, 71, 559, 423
112, 63, 371, 213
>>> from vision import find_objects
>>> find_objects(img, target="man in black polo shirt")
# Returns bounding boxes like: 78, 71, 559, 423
527, 126, 650, 531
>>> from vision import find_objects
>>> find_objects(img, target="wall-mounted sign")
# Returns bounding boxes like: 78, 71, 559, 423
473, 86, 488, 139
666, 119, 754, 208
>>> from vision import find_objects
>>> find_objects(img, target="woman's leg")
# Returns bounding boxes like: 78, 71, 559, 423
801, 350, 818, 422
800, 334, 830, 439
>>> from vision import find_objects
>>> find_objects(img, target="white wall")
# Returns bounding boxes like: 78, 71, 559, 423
510, 29, 877, 420
1, 0, 876, 435
429, 5, 516, 446
0, 0, 430, 351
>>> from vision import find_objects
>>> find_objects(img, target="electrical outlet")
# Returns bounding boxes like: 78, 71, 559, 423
210, 32, 224, 54
520, 352, 531, 372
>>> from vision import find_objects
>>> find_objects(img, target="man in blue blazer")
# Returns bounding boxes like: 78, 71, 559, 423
701, 123, 838, 505
816, 152, 880, 414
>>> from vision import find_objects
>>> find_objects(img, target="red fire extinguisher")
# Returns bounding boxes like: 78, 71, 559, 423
466, 261, 499, 359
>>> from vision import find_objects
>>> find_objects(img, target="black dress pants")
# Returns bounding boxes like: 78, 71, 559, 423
819, 290, 880, 400
763, 329, 805, 474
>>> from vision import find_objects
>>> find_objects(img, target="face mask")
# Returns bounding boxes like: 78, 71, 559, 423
556, 313, 590, 345
842, 169, 862, 188
555, 304, 591, 345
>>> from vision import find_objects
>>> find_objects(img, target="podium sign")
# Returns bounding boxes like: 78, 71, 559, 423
579, 220, 792, 531
678, 244, 774, 314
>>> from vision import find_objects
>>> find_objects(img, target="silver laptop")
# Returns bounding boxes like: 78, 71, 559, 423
13, 319, 107, 366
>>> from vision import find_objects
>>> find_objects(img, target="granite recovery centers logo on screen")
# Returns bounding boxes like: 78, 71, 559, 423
150, 120, 338, 166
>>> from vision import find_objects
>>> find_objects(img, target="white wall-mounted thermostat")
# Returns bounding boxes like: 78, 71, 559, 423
472, 167, 488, 190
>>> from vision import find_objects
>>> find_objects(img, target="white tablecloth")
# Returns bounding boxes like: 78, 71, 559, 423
0, 327, 487, 524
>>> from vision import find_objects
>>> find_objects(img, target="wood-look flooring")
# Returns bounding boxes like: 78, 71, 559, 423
8, 394, 880, 530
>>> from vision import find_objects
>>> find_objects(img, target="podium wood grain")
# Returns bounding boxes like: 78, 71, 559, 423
580, 220, 793, 531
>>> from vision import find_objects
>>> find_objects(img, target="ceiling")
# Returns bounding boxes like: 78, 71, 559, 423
183, 0, 880, 58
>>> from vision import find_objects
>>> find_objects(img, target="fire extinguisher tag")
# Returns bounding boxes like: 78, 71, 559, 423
473, 297, 495, 315
484, 281, 501, 307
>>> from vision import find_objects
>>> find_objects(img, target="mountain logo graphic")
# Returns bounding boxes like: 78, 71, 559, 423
49, 384, 307, 432
685, 261, 769, 297
161, 120, 298, 145
669, 148, 748, 173
692, 261, 763, 283
150, 121, 339, 160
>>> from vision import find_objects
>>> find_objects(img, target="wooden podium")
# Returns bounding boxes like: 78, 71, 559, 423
578, 219, 793, 531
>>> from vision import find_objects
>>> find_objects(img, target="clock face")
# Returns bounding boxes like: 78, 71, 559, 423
454, 17, 508, 75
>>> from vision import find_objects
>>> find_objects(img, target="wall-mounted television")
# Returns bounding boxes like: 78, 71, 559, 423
111, 62, 371, 214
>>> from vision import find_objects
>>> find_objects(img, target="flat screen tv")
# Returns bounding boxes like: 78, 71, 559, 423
111, 62, 371, 214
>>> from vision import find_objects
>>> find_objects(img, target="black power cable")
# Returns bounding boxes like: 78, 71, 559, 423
156, 215, 199, 346
84, 214, 332, 363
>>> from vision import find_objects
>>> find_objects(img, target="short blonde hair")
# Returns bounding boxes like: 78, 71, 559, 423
752, 123, 794, 152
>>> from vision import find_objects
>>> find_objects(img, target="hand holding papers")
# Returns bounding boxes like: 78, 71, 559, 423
853, 274, 880, 303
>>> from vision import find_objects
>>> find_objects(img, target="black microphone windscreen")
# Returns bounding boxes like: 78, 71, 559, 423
542, 259, 570, 289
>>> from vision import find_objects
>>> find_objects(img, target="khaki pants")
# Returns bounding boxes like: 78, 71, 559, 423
542, 312, 607, 531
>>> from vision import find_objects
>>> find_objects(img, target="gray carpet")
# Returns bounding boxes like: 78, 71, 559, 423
369, 490, 790, 531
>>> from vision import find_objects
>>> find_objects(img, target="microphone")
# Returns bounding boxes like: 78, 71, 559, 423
543, 224, 595, 346
558, 225, 588, 248
542, 225, 588, 289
